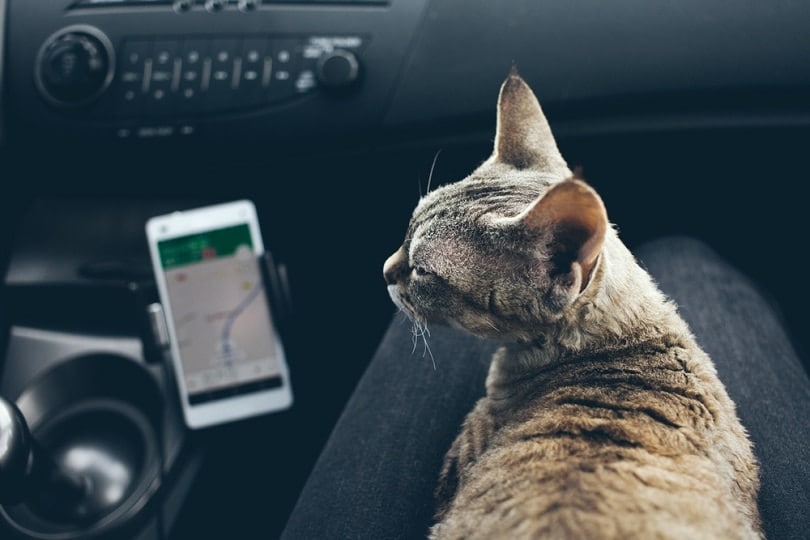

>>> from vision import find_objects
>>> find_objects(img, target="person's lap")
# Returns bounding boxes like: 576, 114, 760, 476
636, 237, 810, 539
280, 316, 495, 539
281, 237, 810, 539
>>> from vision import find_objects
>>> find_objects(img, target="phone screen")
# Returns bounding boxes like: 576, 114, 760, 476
157, 223, 283, 405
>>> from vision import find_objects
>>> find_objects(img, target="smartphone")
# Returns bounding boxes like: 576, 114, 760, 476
146, 200, 293, 429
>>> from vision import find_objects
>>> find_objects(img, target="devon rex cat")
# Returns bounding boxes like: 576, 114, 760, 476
383, 72, 761, 539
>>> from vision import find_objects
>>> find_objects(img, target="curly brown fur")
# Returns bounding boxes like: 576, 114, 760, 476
383, 73, 761, 539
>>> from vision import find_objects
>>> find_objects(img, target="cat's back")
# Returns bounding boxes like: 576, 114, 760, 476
431, 338, 760, 540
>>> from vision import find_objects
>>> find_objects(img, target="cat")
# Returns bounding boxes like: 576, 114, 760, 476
383, 71, 762, 539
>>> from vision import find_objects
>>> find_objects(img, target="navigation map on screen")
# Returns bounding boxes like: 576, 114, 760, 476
158, 224, 283, 405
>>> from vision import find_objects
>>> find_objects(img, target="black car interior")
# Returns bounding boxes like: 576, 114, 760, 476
0, 1, 808, 538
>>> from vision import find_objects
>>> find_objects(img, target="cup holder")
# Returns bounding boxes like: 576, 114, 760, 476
0, 354, 164, 540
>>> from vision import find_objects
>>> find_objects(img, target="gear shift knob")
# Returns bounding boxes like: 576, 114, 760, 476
0, 396, 87, 506
0, 396, 37, 504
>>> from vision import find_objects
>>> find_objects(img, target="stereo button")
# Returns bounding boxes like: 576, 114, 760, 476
176, 40, 209, 113
148, 40, 180, 114
116, 40, 151, 114
268, 40, 300, 102
206, 39, 240, 110
238, 38, 271, 107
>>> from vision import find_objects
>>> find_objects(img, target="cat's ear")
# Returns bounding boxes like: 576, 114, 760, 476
491, 70, 570, 177
520, 179, 608, 297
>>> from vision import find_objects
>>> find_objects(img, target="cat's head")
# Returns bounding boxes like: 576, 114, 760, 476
384, 73, 609, 343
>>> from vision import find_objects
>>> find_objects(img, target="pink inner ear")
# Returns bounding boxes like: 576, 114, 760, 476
522, 180, 608, 288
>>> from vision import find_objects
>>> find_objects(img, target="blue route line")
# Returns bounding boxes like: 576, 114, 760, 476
220, 282, 263, 366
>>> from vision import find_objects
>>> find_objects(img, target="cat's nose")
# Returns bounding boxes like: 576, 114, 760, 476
383, 247, 408, 285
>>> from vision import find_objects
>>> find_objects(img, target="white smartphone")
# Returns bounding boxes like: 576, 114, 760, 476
146, 200, 293, 429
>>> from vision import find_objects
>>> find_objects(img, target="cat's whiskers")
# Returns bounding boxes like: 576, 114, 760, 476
410, 319, 437, 370
426, 148, 443, 194
422, 328, 437, 371
417, 321, 436, 370
410, 319, 427, 354
411, 319, 426, 353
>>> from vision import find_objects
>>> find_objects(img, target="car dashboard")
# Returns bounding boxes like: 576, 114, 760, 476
3, 0, 810, 143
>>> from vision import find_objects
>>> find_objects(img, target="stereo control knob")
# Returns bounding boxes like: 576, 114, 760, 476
315, 49, 361, 89
205, 0, 225, 12
35, 26, 115, 108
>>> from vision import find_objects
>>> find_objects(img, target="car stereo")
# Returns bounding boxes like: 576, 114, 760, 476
1, 0, 428, 141
35, 27, 364, 114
